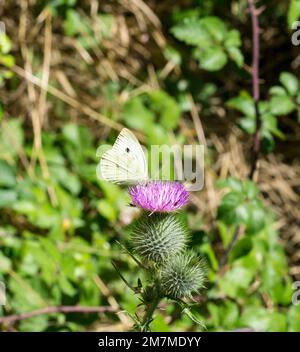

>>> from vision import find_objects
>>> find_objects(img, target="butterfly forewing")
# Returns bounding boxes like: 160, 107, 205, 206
99, 128, 148, 184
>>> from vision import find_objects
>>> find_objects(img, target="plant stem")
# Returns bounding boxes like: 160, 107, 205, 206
141, 297, 161, 331
221, 0, 262, 267
0, 305, 116, 325
248, 0, 262, 180
220, 226, 243, 267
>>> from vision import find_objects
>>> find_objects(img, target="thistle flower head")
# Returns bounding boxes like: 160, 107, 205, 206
160, 252, 206, 299
129, 181, 189, 213
131, 213, 188, 264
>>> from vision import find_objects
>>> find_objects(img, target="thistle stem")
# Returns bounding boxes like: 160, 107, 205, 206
141, 297, 161, 331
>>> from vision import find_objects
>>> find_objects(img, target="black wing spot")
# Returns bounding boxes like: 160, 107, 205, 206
126, 147, 130, 153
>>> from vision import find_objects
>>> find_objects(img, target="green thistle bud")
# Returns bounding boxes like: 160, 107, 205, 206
160, 252, 206, 299
131, 213, 188, 264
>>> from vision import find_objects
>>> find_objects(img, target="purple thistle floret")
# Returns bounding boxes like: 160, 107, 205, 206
129, 181, 189, 213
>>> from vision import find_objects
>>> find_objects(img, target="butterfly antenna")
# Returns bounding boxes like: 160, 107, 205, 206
129, 203, 136, 208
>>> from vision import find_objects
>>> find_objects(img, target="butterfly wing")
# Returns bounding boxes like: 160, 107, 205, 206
99, 128, 148, 184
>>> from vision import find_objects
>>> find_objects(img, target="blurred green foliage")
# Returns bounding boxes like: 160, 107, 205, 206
172, 16, 244, 70
0, 0, 300, 332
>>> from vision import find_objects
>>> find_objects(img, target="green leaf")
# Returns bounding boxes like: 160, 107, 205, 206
243, 180, 259, 199
19, 315, 49, 332
181, 306, 206, 329
245, 203, 266, 235
151, 313, 171, 332
262, 113, 285, 139
219, 267, 254, 298
0, 189, 17, 207
59, 276, 76, 296
270, 95, 295, 115
200, 16, 227, 42
221, 301, 240, 329
239, 116, 256, 134
261, 134, 275, 153
98, 180, 125, 204
0, 251, 12, 272
207, 303, 221, 327
194, 47, 228, 71
279, 72, 299, 96
288, 0, 300, 28
218, 191, 244, 225
270, 86, 287, 96
12, 200, 35, 214
288, 305, 300, 331
260, 245, 292, 305
0, 103, 3, 120
200, 242, 219, 271
0, 160, 16, 187
227, 92, 255, 117
163, 46, 181, 65
148, 91, 181, 129
225, 30, 242, 48
122, 96, 154, 131
217, 221, 234, 248
171, 18, 212, 46
62, 123, 81, 145
0, 33, 12, 54
218, 179, 266, 233
229, 237, 253, 262
239, 307, 287, 332
49, 165, 81, 195
0, 54, 15, 68
216, 177, 243, 192
147, 124, 168, 145
96, 14, 114, 38
235, 204, 250, 223
0, 118, 24, 159
64, 9, 86, 37
97, 199, 117, 221
227, 47, 244, 67
297, 91, 300, 104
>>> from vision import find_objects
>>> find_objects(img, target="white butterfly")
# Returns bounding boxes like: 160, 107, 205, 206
98, 128, 148, 184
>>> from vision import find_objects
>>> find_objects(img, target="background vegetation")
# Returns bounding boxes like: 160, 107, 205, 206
0, 0, 300, 331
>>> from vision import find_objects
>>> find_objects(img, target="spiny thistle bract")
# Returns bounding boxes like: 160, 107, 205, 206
131, 213, 188, 264
160, 252, 206, 299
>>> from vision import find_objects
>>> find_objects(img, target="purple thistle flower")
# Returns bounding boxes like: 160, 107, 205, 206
129, 181, 189, 213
